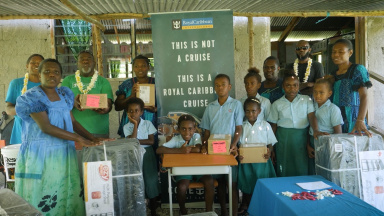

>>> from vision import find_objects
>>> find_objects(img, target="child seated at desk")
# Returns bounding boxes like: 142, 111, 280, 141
238, 97, 277, 216
157, 115, 214, 215
123, 97, 159, 216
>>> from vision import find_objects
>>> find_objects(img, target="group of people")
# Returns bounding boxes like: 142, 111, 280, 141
4, 38, 372, 216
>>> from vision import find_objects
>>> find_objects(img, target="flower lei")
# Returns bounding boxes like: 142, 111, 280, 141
75, 70, 98, 94
21, 73, 29, 95
294, 58, 312, 83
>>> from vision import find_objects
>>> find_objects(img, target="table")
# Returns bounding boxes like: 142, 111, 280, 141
162, 153, 238, 216
248, 175, 384, 216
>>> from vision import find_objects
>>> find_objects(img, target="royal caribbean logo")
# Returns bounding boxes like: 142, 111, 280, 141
172, 19, 181, 30
172, 17, 213, 30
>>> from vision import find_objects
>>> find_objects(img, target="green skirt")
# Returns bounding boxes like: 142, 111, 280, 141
276, 127, 308, 177
308, 136, 316, 175
143, 146, 160, 199
238, 159, 276, 194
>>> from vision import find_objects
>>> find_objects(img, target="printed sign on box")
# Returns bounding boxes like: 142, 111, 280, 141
84, 161, 114, 216
208, 134, 231, 155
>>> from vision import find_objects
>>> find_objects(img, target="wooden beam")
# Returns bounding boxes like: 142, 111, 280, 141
50, 19, 56, 58
93, 26, 103, 76
111, 19, 121, 45
355, 17, 367, 65
248, 17, 254, 67
59, 0, 106, 31
234, 11, 384, 17
278, 17, 301, 42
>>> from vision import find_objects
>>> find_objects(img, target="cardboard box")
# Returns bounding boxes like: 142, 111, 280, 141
136, 84, 155, 106
208, 134, 231, 155
79, 94, 108, 109
83, 161, 114, 216
239, 144, 267, 163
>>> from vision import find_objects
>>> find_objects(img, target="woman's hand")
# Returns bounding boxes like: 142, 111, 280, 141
144, 106, 157, 113
350, 120, 372, 137
132, 83, 140, 95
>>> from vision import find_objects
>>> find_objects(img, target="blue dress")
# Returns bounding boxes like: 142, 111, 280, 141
15, 86, 85, 215
116, 77, 156, 137
331, 64, 372, 133
258, 79, 284, 104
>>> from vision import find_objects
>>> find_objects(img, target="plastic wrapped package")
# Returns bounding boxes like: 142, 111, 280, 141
82, 139, 146, 216
315, 133, 384, 198
0, 188, 42, 215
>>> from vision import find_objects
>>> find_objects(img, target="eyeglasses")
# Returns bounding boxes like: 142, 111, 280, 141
296, 46, 309, 51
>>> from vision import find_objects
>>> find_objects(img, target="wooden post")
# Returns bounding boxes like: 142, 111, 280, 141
50, 19, 56, 58
248, 16, 254, 67
355, 17, 367, 65
94, 26, 103, 76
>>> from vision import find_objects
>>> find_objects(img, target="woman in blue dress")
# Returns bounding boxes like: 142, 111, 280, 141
15, 59, 104, 215
330, 39, 372, 136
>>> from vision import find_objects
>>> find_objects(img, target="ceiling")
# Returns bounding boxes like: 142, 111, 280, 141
0, 0, 384, 17
0, 0, 377, 42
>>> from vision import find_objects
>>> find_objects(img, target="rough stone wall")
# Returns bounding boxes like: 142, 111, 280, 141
366, 17, 384, 129
0, 19, 52, 132
233, 17, 270, 100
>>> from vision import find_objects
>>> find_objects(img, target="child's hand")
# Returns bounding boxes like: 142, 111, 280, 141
180, 141, 192, 154
313, 130, 329, 140
263, 148, 271, 160
201, 145, 208, 154
307, 144, 315, 159
271, 150, 276, 165
128, 115, 138, 125
238, 155, 244, 161
230, 145, 238, 157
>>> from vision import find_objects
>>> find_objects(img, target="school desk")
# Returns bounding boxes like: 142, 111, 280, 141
248, 175, 384, 216
162, 153, 238, 216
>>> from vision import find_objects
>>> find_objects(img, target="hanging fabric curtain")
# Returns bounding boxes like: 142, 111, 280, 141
61, 19, 92, 59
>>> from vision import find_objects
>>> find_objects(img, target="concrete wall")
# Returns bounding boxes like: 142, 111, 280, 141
0, 19, 52, 132
366, 17, 384, 129
233, 17, 270, 100
0, 18, 270, 139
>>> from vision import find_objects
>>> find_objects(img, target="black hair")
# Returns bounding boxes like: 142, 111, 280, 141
38, 59, 62, 75
78, 50, 94, 58
244, 67, 262, 83
315, 76, 334, 91
244, 97, 261, 111
126, 97, 144, 111
177, 114, 196, 128
333, 39, 353, 51
263, 56, 279, 66
132, 55, 150, 66
282, 69, 299, 84
26, 54, 44, 64
215, 74, 231, 84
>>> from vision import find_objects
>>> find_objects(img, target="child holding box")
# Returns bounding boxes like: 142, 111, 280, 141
157, 115, 214, 215
308, 78, 343, 174
200, 74, 244, 216
123, 97, 159, 216
237, 97, 277, 215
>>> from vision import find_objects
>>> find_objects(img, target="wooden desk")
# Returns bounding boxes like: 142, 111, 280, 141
163, 154, 237, 216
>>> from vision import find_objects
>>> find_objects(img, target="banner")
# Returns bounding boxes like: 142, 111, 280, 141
152, 10, 235, 121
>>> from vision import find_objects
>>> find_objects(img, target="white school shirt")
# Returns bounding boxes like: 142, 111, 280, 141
309, 99, 344, 135
240, 93, 271, 121
268, 94, 315, 129
123, 117, 157, 148
240, 119, 277, 146
163, 133, 202, 148
200, 96, 244, 138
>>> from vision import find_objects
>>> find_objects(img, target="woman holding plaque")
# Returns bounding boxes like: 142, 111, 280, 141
115, 55, 157, 137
